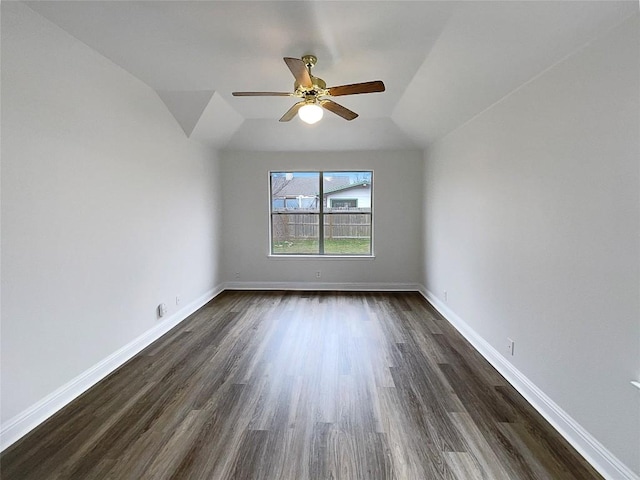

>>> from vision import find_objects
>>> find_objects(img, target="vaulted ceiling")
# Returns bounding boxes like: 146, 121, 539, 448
24, 1, 637, 151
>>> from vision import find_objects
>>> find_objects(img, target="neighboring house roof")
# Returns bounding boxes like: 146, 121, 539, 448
271, 177, 321, 197
272, 177, 368, 197
324, 180, 370, 195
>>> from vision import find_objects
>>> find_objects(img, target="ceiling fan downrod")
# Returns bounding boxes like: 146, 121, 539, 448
301, 54, 317, 72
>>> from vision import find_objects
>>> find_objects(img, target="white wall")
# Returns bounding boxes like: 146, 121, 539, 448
423, 14, 639, 476
1, 2, 221, 431
220, 150, 423, 288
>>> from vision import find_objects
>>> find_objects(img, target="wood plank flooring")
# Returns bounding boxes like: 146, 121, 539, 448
1, 291, 602, 479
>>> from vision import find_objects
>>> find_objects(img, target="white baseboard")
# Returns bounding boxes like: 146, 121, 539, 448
0, 285, 224, 452
418, 286, 639, 480
222, 281, 423, 291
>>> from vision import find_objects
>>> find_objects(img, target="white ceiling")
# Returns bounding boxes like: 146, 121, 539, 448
24, 1, 637, 151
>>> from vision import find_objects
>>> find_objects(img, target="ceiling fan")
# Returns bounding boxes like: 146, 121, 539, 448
232, 55, 385, 124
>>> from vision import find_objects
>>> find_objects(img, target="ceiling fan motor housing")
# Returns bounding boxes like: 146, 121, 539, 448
295, 76, 327, 95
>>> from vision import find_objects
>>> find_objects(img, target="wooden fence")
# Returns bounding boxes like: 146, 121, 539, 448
272, 213, 371, 240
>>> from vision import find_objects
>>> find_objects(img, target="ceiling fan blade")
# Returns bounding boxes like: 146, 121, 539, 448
320, 99, 358, 121
284, 57, 313, 88
327, 81, 385, 97
232, 92, 293, 96
279, 101, 305, 122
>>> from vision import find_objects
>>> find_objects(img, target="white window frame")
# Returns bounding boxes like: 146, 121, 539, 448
269, 171, 374, 257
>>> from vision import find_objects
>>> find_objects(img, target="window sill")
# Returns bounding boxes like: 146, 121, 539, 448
268, 254, 375, 260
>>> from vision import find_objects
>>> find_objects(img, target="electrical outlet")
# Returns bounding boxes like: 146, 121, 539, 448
235, 272, 240, 280
316, 271, 321, 278
507, 338, 515, 356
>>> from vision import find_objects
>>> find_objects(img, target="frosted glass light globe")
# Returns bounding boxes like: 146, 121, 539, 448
298, 103, 324, 124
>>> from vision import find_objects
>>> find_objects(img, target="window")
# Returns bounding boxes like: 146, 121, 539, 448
270, 171, 373, 255
330, 199, 357, 209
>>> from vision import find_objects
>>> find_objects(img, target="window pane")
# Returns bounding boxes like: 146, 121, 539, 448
323, 213, 371, 255
271, 172, 320, 213
323, 171, 372, 213
272, 214, 319, 254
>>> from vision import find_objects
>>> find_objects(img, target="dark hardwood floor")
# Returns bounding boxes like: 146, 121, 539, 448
1, 291, 602, 479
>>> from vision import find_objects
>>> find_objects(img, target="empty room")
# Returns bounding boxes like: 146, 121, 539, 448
1, 1, 638, 479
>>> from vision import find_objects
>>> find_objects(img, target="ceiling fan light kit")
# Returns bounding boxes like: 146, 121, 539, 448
232, 55, 385, 123
298, 102, 324, 124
